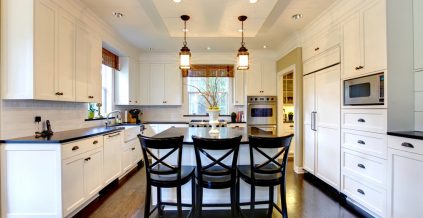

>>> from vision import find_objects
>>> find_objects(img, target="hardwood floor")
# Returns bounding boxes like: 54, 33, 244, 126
75, 161, 362, 218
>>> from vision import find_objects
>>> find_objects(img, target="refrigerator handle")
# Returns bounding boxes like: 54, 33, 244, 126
311, 111, 317, 131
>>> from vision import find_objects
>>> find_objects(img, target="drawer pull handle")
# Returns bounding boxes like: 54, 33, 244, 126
107, 133, 121, 138
84, 157, 91, 161
72, 146, 79, 151
314, 47, 320, 51
131, 147, 136, 151
357, 163, 366, 169
93, 140, 98, 144
357, 140, 366, 145
357, 189, 365, 195
357, 118, 366, 123
401, 142, 414, 148
355, 66, 364, 70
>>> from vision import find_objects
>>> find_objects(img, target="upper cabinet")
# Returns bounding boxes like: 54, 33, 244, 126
75, 24, 102, 103
1, 0, 103, 102
115, 58, 141, 105
139, 63, 150, 105
414, 0, 423, 71
148, 63, 182, 105
342, 0, 387, 79
233, 69, 245, 105
302, 27, 340, 62
246, 60, 276, 96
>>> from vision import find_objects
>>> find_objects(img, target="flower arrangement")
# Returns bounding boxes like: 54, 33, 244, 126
187, 77, 225, 110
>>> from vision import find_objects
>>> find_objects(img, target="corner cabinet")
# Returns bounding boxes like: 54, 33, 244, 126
115, 58, 141, 105
342, 0, 387, 79
245, 60, 276, 96
1, 0, 102, 102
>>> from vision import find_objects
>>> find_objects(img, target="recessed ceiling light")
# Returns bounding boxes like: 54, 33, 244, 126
113, 12, 124, 18
292, 14, 303, 20
206, 46, 211, 51
249, 0, 258, 3
263, 45, 267, 49
173, 0, 181, 3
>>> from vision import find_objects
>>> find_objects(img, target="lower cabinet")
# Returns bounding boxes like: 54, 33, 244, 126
103, 132, 123, 185
121, 138, 142, 174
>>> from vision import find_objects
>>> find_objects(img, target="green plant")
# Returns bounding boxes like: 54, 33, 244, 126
186, 77, 225, 110
88, 103, 97, 113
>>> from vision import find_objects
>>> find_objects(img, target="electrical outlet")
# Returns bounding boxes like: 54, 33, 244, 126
34, 116, 41, 123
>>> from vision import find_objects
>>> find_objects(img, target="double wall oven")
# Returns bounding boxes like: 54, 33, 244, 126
247, 96, 277, 134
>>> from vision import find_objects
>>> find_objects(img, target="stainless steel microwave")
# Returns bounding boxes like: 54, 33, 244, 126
344, 73, 384, 105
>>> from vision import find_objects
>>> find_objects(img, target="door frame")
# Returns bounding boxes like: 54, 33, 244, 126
277, 64, 303, 174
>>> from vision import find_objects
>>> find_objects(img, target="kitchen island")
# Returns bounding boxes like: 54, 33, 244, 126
147, 127, 284, 209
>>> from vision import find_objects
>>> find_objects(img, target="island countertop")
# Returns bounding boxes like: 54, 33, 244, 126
152, 127, 277, 144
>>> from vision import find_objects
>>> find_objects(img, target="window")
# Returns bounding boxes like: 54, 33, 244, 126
187, 77, 230, 115
101, 64, 114, 115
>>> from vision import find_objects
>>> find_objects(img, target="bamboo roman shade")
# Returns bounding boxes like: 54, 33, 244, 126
182, 64, 234, 77
102, 48, 119, 70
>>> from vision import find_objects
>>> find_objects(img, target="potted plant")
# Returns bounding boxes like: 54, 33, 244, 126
187, 77, 225, 134
88, 103, 97, 119
288, 112, 294, 121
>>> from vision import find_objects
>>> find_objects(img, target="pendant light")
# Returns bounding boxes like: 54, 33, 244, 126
237, 15, 249, 70
179, 15, 191, 69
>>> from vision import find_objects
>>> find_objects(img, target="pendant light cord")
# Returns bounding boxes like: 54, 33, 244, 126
183, 20, 187, 46
241, 21, 245, 46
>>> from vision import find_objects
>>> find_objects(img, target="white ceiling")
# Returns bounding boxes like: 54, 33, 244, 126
80, 0, 337, 53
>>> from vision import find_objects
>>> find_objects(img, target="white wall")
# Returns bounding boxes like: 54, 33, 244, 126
0, 0, 141, 139
416, 70, 423, 131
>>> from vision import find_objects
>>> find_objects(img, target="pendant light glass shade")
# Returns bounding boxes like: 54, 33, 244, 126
179, 15, 191, 69
237, 15, 249, 70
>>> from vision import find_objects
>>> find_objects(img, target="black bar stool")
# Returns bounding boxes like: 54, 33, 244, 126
192, 135, 242, 218
237, 134, 294, 218
138, 135, 196, 218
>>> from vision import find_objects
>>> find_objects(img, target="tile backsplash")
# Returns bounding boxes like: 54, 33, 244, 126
0, 100, 103, 139
416, 70, 423, 131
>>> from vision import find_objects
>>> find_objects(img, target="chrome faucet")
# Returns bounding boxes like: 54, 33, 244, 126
105, 110, 121, 127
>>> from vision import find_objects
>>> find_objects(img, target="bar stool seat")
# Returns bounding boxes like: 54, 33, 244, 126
195, 166, 232, 189
150, 166, 195, 188
238, 164, 284, 186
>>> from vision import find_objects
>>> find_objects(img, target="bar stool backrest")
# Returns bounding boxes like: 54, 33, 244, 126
138, 135, 184, 178
192, 135, 242, 181
248, 134, 294, 176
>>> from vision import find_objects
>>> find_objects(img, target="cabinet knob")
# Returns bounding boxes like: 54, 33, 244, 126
314, 47, 320, 51
131, 147, 136, 151
72, 146, 79, 151
357, 163, 366, 169
84, 157, 91, 161
357, 189, 365, 195
355, 66, 364, 70
93, 140, 98, 144
357, 140, 365, 145
357, 118, 366, 123
55, 92, 61, 96
401, 142, 414, 149
88, 96, 94, 99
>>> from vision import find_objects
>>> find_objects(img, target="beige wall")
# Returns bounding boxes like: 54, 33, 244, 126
276, 47, 304, 170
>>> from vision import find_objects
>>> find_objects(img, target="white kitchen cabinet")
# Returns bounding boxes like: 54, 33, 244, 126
83, 149, 103, 197
302, 65, 341, 190
302, 27, 341, 62
103, 132, 123, 185
233, 70, 245, 105
62, 153, 85, 216
148, 63, 182, 105
115, 57, 141, 105
141, 124, 156, 137
414, 0, 423, 71
75, 24, 102, 103
245, 60, 276, 96
121, 139, 142, 173
139, 63, 150, 105
388, 143, 423, 218
342, 0, 387, 79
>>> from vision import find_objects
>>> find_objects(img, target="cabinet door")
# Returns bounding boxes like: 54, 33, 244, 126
129, 59, 140, 105
62, 156, 85, 216
303, 74, 316, 173
139, 63, 150, 105
88, 35, 102, 103
34, 0, 57, 100
233, 69, 245, 105
362, 0, 387, 74
414, 0, 423, 70
388, 149, 423, 218
149, 64, 165, 105
261, 61, 276, 95
131, 140, 142, 164
103, 132, 122, 185
84, 149, 103, 197
245, 62, 262, 95
315, 65, 341, 190
343, 14, 363, 79
75, 24, 91, 102
56, 10, 76, 101
164, 63, 182, 105
121, 145, 133, 173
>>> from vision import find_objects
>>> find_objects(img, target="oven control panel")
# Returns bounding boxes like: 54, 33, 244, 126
247, 96, 277, 103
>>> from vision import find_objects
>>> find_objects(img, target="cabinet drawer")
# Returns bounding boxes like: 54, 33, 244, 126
342, 109, 387, 134
342, 175, 386, 217
388, 135, 423, 155
342, 129, 387, 158
342, 149, 386, 188
62, 136, 103, 159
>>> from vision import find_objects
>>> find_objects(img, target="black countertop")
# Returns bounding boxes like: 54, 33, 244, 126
152, 127, 280, 144
143, 121, 189, 124
0, 126, 125, 144
387, 131, 423, 140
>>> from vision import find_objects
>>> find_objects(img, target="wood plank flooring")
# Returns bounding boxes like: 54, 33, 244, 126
75, 161, 363, 218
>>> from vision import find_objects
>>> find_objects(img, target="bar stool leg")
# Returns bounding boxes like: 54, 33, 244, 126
144, 180, 151, 218
196, 183, 203, 218
268, 186, 274, 218
191, 177, 196, 218
231, 183, 237, 218
157, 187, 163, 216
177, 186, 182, 218
280, 183, 288, 218
236, 176, 241, 216
251, 184, 255, 217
